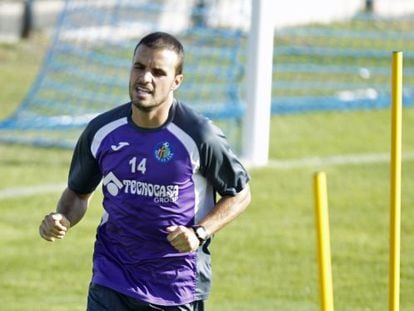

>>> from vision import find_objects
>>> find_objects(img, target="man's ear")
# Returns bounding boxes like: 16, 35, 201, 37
172, 74, 183, 91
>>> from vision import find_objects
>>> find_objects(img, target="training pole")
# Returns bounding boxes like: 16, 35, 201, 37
314, 172, 334, 311
389, 51, 403, 311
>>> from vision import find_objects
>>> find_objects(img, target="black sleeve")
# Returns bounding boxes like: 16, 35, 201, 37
68, 126, 102, 194
200, 123, 250, 197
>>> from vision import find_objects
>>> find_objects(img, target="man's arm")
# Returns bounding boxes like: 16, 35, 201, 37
39, 187, 93, 242
167, 184, 251, 252
198, 184, 251, 235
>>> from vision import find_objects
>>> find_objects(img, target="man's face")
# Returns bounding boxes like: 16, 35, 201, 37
129, 45, 183, 112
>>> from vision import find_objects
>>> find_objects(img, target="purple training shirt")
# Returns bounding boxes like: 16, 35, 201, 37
68, 100, 250, 306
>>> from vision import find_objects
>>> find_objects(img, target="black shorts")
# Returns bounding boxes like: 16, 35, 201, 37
87, 283, 205, 311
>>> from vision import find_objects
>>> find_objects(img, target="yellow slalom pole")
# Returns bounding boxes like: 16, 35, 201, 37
314, 172, 334, 311
389, 51, 403, 311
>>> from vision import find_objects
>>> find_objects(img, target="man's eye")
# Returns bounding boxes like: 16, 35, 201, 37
153, 70, 165, 77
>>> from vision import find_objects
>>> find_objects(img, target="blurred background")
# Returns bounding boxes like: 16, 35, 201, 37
1, 0, 414, 152
1, 1, 414, 310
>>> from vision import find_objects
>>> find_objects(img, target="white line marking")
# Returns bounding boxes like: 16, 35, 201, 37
267, 152, 414, 170
1, 152, 414, 200
0, 183, 66, 200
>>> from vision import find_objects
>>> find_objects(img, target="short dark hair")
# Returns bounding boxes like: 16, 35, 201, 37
134, 32, 184, 75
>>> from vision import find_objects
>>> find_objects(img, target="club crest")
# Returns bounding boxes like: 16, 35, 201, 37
154, 141, 174, 163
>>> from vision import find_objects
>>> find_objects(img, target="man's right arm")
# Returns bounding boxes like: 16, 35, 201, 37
39, 187, 93, 242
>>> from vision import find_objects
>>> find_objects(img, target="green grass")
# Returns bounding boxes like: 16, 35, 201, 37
269, 108, 414, 159
0, 34, 48, 120
1, 35, 414, 311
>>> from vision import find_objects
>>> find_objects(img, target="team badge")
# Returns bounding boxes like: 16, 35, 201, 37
154, 141, 174, 163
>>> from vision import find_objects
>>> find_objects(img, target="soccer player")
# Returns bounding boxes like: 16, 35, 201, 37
39, 31, 251, 311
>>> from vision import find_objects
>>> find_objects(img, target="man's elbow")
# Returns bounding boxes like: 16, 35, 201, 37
240, 184, 251, 210
66, 187, 93, 202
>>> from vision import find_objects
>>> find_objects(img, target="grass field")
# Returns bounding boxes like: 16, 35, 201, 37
1, 35, 414, 311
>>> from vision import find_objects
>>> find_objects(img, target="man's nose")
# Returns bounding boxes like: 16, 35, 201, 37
139, 71, 152, 83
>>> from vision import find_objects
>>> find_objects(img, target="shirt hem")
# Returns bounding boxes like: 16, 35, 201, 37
91, 277, 205, 307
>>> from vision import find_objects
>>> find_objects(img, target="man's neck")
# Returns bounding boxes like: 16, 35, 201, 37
131, 100, 173, 128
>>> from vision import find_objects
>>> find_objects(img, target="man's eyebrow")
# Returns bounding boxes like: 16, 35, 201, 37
132, 62, 166, 72
153, 67, 167, 73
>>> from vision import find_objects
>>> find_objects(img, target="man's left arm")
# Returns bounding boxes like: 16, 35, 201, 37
198, 184, 251, 236
167, 184, 251, 252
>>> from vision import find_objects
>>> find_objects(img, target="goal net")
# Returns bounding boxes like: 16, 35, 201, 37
0, 0, 248, 149
271, 11, 414, 113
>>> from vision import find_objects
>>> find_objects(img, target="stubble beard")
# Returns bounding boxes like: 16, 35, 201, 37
129, 87, 172, 114
129, 85, 157, 113
131, 99, 156, 113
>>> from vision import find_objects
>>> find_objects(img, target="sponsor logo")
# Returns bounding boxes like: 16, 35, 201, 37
103, 172, 123, 196
102, 171, 179, 202
111, 142, 130, 151
123, 180, 179, 203
154, 141, 174, 163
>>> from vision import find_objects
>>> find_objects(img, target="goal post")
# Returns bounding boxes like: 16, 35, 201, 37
242, 0, 274, 167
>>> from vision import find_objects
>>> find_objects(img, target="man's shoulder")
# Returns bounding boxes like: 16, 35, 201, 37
172, 101, 213, 133
86, 102, 131, 133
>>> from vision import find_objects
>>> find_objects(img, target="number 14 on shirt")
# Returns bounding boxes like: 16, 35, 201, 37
129, 157, 147, 174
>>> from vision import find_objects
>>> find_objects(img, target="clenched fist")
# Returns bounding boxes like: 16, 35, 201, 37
39, 213, 71, 242
166, 225, 200, 253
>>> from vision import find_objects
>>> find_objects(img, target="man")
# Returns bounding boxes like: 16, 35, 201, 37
39, 32, 251, 311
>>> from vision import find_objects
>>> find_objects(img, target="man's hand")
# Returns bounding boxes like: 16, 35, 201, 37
166, 225, 200, 253
39, 213, 71, 242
